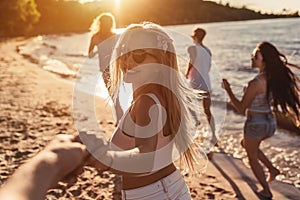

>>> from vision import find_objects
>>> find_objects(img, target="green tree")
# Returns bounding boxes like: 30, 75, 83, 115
0, 0, 40, 36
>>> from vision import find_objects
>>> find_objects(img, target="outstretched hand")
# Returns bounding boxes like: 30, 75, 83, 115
77, 131, 111, 171
222, 78, 231, 92
0, 134, 88, 200
43, 134, 88, 187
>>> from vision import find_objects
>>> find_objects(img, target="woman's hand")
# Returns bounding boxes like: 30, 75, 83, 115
43, 134, 88, 186
77, 131, 112, 171
0, 134, 88, 200
88, 50, 97, 58
222, 78, 231, 92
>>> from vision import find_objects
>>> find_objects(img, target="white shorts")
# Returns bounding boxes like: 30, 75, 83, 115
121, 170, 191, 200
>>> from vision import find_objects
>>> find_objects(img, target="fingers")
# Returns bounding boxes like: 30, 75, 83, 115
221, 79, 226, 89
222, 78, 228, 85
221, 78, 231, 90
60, 165, 85, 187
53, 132, 109, 173
84, 154, 108, 172
45, 133, 109, 189
71, 142, 89, 158
78, 131, 108, 153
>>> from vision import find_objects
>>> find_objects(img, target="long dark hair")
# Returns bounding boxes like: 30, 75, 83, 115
257, 41, 300, 118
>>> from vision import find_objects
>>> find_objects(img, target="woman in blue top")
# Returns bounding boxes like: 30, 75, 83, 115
222, 41, 300, 199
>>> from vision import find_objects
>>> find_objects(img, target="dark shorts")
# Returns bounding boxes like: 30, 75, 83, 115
244, 113, 276, 140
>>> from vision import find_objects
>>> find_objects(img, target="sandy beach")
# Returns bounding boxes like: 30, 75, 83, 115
1, 38, 299, 200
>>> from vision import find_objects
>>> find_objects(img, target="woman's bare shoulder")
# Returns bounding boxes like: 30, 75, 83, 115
247, 77, 265, 93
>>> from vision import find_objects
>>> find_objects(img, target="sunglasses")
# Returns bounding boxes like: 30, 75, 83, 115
124, 49, 158, 63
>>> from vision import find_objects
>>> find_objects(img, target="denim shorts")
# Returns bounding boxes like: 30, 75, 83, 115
121, 170, 191, 200
244, 113, 276, 140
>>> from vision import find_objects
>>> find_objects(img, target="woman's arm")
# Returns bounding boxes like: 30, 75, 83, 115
0, 135, 87, 200
84, 95, 160, 174
222, 78, 258, 114
186, 46, 196, 78
88, 35, 97, 58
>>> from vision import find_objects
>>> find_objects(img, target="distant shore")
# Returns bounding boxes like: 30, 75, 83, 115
1, 0, 299, 37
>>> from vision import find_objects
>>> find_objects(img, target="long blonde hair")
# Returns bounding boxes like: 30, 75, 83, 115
89, 12, 116, 35
109, 22, 203, 170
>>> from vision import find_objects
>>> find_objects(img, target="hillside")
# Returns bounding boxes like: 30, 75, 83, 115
34, 0, 298, 34
1, 0, 299, 36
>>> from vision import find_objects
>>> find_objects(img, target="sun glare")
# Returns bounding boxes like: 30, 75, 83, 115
114, 0, 121, 10
78, 0, 122, 9
78, 0, 99, 4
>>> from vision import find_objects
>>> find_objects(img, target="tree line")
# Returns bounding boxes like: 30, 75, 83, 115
0, 0, 298, 37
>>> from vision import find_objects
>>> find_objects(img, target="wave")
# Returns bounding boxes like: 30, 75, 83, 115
17, 37, 77, 78
41, 58, 76, 77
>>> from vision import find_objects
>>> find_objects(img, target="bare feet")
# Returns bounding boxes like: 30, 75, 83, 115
266, 168, 280, 182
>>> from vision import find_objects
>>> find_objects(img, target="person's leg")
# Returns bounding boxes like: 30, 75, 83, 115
241, 136, 280, 182
256, 148, 280, 182
244, 136, 272, 197
242, 139, 275, 168
203, 95, 216, 143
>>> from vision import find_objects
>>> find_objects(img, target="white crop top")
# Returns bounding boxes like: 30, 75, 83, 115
110, 93, 173, 174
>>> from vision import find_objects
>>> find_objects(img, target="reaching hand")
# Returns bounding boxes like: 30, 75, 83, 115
77, 131, 111, 171
43, 134, 88, 186
0, 134, 88, 200
222, 78, 231, 92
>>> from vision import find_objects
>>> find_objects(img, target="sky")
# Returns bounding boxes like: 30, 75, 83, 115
206, 0, 300, 14
77, 0, 300, 14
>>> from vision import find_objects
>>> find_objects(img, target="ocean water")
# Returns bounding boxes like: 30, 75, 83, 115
18, 18, 300, 187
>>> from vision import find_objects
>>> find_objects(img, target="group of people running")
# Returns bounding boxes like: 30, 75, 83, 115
1, 12, 299, 200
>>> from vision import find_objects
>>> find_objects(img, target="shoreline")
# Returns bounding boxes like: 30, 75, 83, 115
1, 17, 299, 39
1, 38, 299, 199
0, 38, 119, 199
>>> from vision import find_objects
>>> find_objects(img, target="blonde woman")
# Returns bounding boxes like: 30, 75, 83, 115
88, 12, 123, 122
88, 12, 116, 59
84, 22, 203, 200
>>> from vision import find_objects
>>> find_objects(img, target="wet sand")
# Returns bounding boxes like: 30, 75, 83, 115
0, 38, 299, 199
